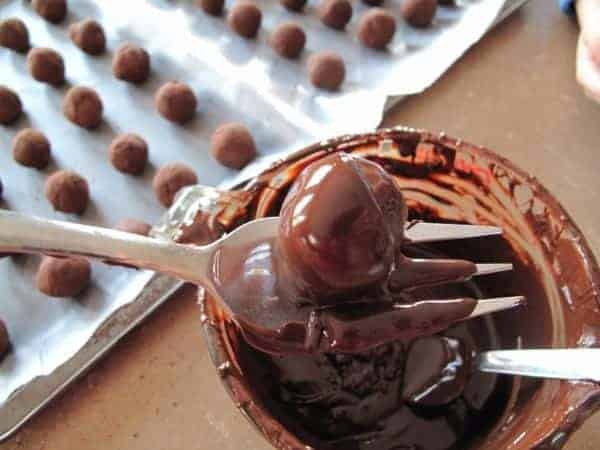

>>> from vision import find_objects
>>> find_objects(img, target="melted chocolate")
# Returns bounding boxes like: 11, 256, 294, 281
193, 129, 600, 450
210, 153, 480, 356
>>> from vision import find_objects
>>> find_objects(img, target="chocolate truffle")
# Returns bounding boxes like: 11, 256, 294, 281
197, 0, 224, 15
69, 19, 106, 55
27, 47, 65, 86
12, 128, 51, 169
210, 123, 257, 170
63, 86, 103, 129
318, 0, 352, 30
227, 2, 262, 39
362, 0, 384, 5
0, 18, 30, 53
0, 86, 22, 125
357, 9, 396, 50
269, 22, 306, 59
278, 153, 405, 301
44, 170, 89, 214
33, 0, 67, 24
112, 44, 151, 84
280, 0, 307, 12
155, 81, 197, 124
401, 0, 438, 28
0, 319, 9, 360
153, 163, 198, 207
308, 51, 345, 91
36, 256, 91, 298
115, 218, 152, 236
108, 133, 148, 175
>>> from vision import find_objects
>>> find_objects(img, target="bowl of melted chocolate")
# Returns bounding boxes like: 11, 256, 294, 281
173, 128, 600, 450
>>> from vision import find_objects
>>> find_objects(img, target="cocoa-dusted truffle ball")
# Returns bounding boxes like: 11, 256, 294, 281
196, 0, 224, 15
27, 47, 65, 86
0, 18, 30, 53
401, 0, 438, 28
280, 0, 307, 12
153, 163, 198, 207
63, 86, 103, 129
308, 51, 345, 91
0, 318, 9, 359
44, 170, 89, 214
210, 123, 257, 170
112, 44, 151, 84
155, 81, 197, 124
36, 256, 91, 298
115, 218, 152, 236
358, 8, 396, 49
108, 133, 148, 175
12, 128, 51, 169
269, 22, 306, 59
318, 0, 352, 30
69, 19, 106, 55
362, 0, 383, 5
0, 86, 22, 125
33, 0, 67, 24
228, 1, 262, 39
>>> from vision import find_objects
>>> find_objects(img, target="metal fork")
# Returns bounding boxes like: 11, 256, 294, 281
0, 211, 523, 351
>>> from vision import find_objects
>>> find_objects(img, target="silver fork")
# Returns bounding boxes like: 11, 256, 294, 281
0, 210, 521, 350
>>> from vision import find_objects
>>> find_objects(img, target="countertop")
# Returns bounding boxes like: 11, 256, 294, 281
2, 0, 600, 449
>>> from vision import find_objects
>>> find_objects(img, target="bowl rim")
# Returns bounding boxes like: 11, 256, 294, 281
199, 126, 600, 450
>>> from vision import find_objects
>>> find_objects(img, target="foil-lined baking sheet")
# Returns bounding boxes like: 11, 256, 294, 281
0, 0, 522, 440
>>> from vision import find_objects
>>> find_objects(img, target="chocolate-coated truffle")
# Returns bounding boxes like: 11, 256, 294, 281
210, 123, 257, 170
153, 163, 198, 207
318, 0, 352, 30
0, 86, 22, 125
196, 0, 224, 15
362, 0, 383, 5
36, 256, 91, 298
33, 0, 67, 24
112, 44, 151, 84
12, 128, 51, 169
108, 133, 148, 175
358, 9, 396, 49
269, 23, 306, 59
155, 81, 197, 124
278, 153, 405, 302
115, 218, 152, 236
280, 0, 307, 12
0, 319, 9, 360
401, 0, 438, 28
308, 51, 345, 91
69, 19, 106, 55
45, 170, 89, 214
0, 18, 30, 53
228, 2, 262, 39
27, 47, 65, 86
63, 86, 103, 129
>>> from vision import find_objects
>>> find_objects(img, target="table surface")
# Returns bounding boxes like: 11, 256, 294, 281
3, 0, 600, 449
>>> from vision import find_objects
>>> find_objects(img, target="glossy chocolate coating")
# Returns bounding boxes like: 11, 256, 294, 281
278, 153, 402, 301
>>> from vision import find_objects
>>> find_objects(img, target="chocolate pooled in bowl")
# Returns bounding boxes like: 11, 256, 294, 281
167, 128, 600, 450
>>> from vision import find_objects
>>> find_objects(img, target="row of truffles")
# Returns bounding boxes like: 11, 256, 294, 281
202, 0, 449, 31
1, 87, 256, 172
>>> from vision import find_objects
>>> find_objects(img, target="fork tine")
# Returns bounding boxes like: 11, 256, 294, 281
474, 263, 513, 276
405, 222, 503, 243
468, 296, 526, 319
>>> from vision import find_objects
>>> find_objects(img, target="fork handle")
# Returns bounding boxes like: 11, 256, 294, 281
476, 349, 600, 383
0, 210, 209, 284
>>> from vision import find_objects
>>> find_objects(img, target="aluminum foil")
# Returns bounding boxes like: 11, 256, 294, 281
0, 0, 517, 440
